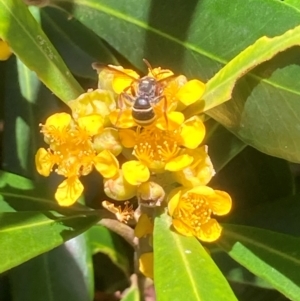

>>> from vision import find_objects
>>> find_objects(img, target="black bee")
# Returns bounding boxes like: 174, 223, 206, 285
93, 59, 174, 126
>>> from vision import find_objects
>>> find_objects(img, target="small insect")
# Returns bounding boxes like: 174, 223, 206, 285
93, 59, 175, 126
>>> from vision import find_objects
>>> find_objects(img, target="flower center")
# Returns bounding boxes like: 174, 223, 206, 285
133, 128, 181, 169
178, 193, 212, 231
42, 124, 96, 178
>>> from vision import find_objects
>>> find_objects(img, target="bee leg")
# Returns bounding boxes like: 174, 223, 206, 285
161, 95, 169, 129
153, 94, 168, 129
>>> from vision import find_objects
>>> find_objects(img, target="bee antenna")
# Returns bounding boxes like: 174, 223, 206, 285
143, 59, 153, 73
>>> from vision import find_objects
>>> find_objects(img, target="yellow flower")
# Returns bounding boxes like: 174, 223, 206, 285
68, 89, 116, 126
35, 112, 103, 206
173, 146, 215, 187
0, 40, 12, 61
168, 186, 232, 242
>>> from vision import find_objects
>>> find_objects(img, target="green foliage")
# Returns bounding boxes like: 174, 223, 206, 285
1, 0, 300, 300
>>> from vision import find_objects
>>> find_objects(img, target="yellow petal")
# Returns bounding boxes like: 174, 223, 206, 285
77, 114, 104, 136
45, 112, 71, 130
118, 129, 136, 148
156, 111, 184, 131
122, 160, 150, 185
55, 177, 84, 206
111, 67, 139, 94
167, 187, 185, 216
196, 219, 222, 242
94, 150, 119, 178
209, 190, 232, 216
135, 214, 153, 238
104, 170, 137, 201
180, 116, 205, 149
165, 154, 193, 171
35, 148, 53, 176
176, 79, 205, 106
187, 185, 214, 196
172, 219, 194, 237
109, 108, 136, 128
139, 252, 154, 279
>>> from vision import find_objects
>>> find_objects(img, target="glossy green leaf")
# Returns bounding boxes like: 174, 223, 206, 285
49, 0, 300, 162
3, 55, 44, 178
154, 213, 238, 301
0, 0, 84, 102
0, 210, 100, 273
10, 234, 94, 301
217, 224, 300, 301
88, 225, 130, 275
185, 24, 300, 114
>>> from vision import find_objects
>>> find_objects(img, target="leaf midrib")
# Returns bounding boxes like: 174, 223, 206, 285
173, 233, 202, 301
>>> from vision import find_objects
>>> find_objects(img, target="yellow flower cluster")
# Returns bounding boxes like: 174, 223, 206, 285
35, 62, 232, 246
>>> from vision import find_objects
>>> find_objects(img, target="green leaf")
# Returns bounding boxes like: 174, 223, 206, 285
154, 213, 238, 301
0, 210, 100, 273
0, 0, 84, 102
9, 234, 94, 301
3, 55, 44, 178
41, 7, 118, 79
88, 225, 130, 275
212, 250, 273, 290
49, 0, 300, 162
218, 224, 300, 301
185, 24, 300, 114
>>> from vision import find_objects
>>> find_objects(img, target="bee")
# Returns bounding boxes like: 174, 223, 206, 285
93, 59, 175, 126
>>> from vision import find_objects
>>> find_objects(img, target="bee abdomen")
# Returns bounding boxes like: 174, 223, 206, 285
132, 107, 156, 125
